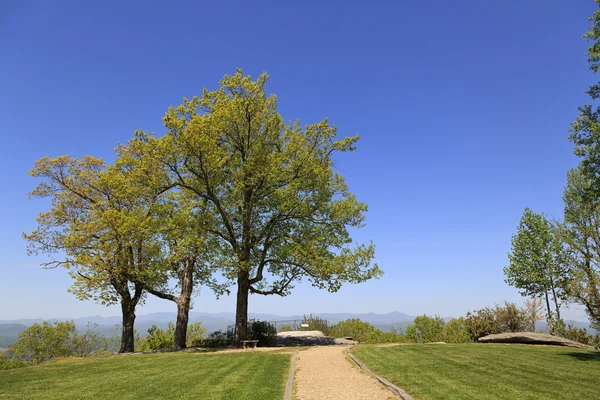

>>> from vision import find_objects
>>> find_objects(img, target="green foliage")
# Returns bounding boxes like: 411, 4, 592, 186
504, 208, 568, 324
8, 321, 115, 364
363, 327, 411, 344
465, 302, 535, 341
564, 3, 600, 332
186, 322, 208, 347
201, 330, 231, 348
328, 318, 377, 342
465, 307, 502, 341
406, 315, 446, 343
247, 320, 277, 347
443, 317, 470, 343
278, 325, 293, 332
556, 168, 600, 330
0, 352, 24, 370
300, 314, 330, 335
138, 322, 207, 350
10, 321, 78, 363
494, 302, 529, 333
559, 324, 600, 347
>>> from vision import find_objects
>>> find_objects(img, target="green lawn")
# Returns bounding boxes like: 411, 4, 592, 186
0, 351, 291, 400
352, 343, 600, 400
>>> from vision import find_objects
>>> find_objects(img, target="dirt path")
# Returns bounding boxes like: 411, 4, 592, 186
294, 346, 396, 400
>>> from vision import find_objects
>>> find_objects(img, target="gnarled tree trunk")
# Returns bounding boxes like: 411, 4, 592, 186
234, 269, 250, 347
174, 264, 194, 348
120, 302, 136, 353
114, 280, 144, 353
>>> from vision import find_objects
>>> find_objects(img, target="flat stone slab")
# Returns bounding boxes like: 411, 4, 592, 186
478, 332, 596, 349
275, 331, 356, 346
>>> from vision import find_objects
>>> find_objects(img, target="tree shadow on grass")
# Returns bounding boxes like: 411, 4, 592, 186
561, 351, 600, 362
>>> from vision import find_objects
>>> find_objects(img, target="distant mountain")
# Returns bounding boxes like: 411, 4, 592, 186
0, 312, 595, 345
0, 324, 27, 347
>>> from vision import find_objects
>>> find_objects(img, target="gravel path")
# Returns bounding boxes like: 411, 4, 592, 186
294, 346, 396, 400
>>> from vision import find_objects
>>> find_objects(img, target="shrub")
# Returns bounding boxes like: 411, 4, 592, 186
494, 302, 529, 332
72, 323, 111, 357
406, 315, 445, 343
202, 330, 231, 348
443, 317, 470, 343
10, 321, 78, 363
0, 352, 24, 370
465, 307, 502, 341
329, 319, 376, 342
363, 327, 411, 344
140, 322, 208, 350
143, 323, 176, 350
560, 325, 600, 347
278, 324, 293, 332
247, 320, 277, 347
300, 314, 330, 335
186, 322, 207, 347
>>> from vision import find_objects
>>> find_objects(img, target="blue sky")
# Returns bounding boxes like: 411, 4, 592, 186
0, 1, 596, 322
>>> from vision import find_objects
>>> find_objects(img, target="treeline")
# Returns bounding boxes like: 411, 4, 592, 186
0, 318, 278, 370
503, 4, 600, 335
24, 70, 381, 353
303, 303, 600, 346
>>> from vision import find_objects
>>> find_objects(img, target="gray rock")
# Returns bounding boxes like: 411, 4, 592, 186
478, 332, 595, 349
274, 330, 356, 346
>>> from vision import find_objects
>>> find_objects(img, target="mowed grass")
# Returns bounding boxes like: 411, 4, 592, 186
0, 351, 291, 400
352, 343, 600, 400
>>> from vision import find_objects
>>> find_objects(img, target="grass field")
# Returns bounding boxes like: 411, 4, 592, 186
352, 343, 600, 400
0, 351, 291, 400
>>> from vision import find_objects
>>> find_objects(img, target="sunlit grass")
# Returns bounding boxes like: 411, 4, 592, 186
0, 351, 291, 400
353, 343, 600, 400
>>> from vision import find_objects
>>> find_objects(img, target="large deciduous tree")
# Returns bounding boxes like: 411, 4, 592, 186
24, 155, 165, 352
570, 0, 600, 193
504, 208, 568, 331
556, 168, 600, 329
140, 70, 382, 344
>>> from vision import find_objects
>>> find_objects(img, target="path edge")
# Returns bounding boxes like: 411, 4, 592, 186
345, 346, 415, 400
283, 350, 299, 400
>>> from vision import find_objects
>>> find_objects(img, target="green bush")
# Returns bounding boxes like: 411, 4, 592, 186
465, 303, 532, 341
363, 327, 411, 344
72, 323, 112, 357
278, 324, 293, 332
0, 352, 24, 370
186, 322, 207, 347
406, 315, 445, 343
247, 320, 277, 347
465, 307, 502, 341
300, 314, 330, 335
443, 317, 470, 343
560, 325, 600, 347
201, 330, 231, 348
494, 302, 529, 333
10, 321, 79, 363
329, 319, 376, 342
139, 322, 208, 350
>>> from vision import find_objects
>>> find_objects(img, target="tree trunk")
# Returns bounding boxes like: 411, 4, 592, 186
234, 269, 250, 347
174, 263, 194, 349
550, 284, 562, 322
120, 301, 136, 353
543, 289, 552, 333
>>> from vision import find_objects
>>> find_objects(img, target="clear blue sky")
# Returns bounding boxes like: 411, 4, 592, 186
0, 1, 595, 321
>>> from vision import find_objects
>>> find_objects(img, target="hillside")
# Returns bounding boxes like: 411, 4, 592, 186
0, 324, 27, 347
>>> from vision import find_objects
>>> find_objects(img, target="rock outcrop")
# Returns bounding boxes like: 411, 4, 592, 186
478, 332, 596, 349
275, 331, 356, 346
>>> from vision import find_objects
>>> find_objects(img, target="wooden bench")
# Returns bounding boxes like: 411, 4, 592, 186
241, 340, 259, 349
